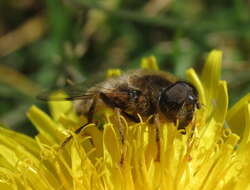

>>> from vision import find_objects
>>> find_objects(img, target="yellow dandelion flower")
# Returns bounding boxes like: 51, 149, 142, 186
0, 50, 250, 190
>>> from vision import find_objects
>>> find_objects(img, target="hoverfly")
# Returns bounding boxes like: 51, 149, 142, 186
38, 69, 200, 150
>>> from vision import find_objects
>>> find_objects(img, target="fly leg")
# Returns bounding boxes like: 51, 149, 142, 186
121, 111, 140, 123
60, 97, 97, 148
114, 108, 127, 165
115, 110, 140, 142
153, 114, 161, 162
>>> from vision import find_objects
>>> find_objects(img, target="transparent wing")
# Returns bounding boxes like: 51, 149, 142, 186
37, 85, 94, 101
37, 72, 108, 101
37, 68, 177, 101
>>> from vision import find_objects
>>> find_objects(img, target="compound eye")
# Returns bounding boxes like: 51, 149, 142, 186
159, 88, 183, 113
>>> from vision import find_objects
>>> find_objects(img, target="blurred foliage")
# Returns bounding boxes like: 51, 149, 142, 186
0, 0, 249, 136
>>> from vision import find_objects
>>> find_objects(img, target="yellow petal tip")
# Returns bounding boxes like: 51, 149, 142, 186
140, 56, 159, 70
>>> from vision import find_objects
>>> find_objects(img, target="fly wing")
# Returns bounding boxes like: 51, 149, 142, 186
37, 72, 109, 101
37, 83, 95, 101
37, 68, 177, 101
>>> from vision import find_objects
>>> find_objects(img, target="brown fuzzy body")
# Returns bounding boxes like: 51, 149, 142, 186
73, 70, 199, 128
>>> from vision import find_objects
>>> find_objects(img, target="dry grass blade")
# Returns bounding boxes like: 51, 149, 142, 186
0, 14, 47, 57
0, 65, 43, 97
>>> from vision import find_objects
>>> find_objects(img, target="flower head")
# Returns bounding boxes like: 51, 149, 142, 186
0, 50, 250, 190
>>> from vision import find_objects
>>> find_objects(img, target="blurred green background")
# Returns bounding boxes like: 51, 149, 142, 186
0, 0, 249, 136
